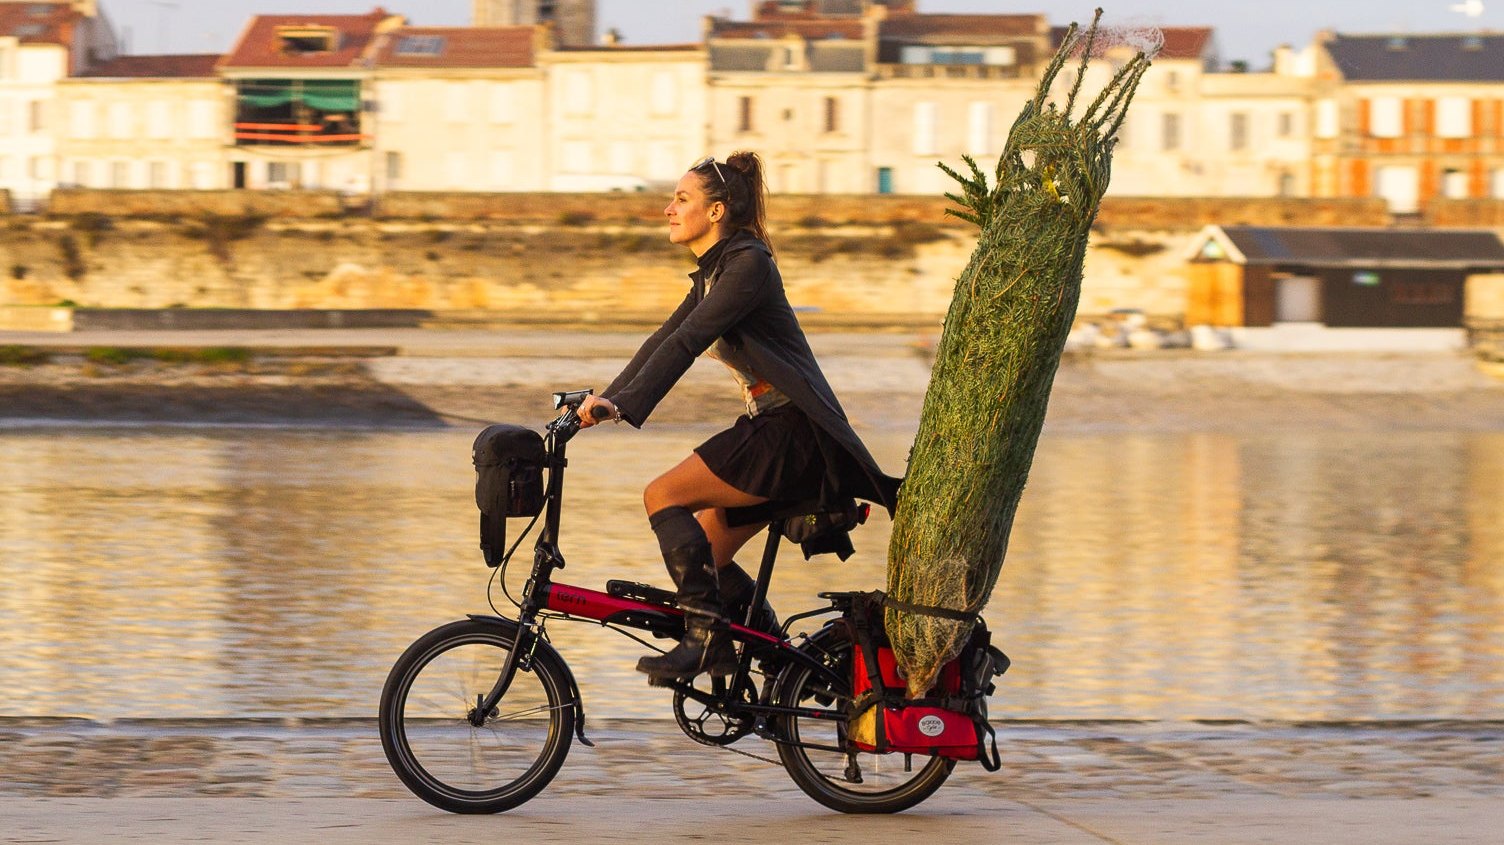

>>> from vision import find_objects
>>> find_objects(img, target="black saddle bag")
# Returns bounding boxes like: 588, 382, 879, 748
473, 424, 546, 566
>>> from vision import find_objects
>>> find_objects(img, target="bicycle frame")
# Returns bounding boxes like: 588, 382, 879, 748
471, 394, 852, 744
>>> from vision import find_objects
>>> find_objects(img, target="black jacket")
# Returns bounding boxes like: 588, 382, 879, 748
604, 229, 901, 515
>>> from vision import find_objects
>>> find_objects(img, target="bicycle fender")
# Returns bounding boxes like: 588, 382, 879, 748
465, 614, 595, 748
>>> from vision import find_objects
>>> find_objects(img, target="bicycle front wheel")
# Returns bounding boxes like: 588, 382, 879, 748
773, 626, 952, 814
379, 618, 576, 813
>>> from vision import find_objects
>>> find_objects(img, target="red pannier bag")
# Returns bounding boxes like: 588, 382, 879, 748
844, 592, 1007, 768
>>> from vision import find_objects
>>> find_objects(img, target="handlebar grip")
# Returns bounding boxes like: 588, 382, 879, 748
588, 404, 611, 421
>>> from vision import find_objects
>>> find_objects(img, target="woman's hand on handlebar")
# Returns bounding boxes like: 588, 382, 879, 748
577, 395, 617, 428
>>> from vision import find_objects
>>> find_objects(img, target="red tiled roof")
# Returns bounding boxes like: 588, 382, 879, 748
710, 20, 865, 40
0, 1, 77, 45
78, 53, 221, 78
220, 9, 401, 69
374, 26, 535, 68
1049, 24, 1215, 60
879, 14, 1046, 40
1157, 27, 1215, 60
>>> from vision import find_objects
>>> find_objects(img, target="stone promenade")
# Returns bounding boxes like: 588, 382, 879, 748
2, 718, 1501, 844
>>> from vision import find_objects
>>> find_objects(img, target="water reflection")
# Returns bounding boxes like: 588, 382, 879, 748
0, 425, 1499, 720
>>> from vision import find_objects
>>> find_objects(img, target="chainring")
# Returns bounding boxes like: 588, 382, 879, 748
672, 676, 758, 747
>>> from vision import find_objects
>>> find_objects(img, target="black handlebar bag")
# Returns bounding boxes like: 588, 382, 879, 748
473, 424, 546, 566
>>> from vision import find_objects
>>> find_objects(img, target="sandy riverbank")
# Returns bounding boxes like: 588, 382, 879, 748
2, 342, 1503, 431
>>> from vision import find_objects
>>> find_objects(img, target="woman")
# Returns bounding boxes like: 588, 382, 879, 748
578, 152, 899, 681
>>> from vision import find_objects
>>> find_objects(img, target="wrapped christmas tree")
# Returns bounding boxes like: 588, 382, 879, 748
885, 12, 1153, 696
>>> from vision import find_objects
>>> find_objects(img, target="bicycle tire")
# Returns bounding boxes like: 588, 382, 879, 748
773, 625, 953, 814
379, 618, 576, 813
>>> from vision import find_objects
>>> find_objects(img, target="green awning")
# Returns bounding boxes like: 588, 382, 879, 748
239, 79, 360, 112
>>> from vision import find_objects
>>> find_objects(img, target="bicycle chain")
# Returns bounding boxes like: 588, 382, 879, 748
718, 740, 782, 767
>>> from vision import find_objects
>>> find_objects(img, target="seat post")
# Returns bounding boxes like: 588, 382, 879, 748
745, 525, 781, 628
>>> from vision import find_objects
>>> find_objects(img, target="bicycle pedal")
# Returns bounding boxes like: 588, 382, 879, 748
607, 579, 678, 607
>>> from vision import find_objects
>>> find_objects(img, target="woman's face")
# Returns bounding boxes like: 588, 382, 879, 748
665, 171, 724, 256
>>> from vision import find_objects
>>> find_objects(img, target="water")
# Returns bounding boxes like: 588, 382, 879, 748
1, 423, 1500, 721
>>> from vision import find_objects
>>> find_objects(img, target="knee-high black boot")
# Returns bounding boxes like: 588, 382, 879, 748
637, 507, 737, 680
718, 561, 780, 638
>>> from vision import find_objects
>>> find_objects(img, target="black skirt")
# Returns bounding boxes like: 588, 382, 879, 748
694, 404, 826, 501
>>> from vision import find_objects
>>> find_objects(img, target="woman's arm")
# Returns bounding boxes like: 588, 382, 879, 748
606, 249, 771, 426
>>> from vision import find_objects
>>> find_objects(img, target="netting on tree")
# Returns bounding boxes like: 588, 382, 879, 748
884, 10, 1153, 697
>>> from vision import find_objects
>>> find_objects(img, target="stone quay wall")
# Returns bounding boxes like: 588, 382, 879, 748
4, 192, 1498, 330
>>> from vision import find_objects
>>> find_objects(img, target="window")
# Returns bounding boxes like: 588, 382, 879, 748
913, 102, 937, 156
148, 161, 169, 188
69, 101, 95, 139
1277, 111, 1295, 138
489, 83, 514, 124
1436, 97, 1471, 139
267, 161, 301, 188
608, 140, 632, 174
276, 25, 338, 55
824, 96, 839, 133
190, 161, 214, 189
967, 102, 991, 155
563, 71, 593, 116
108, 101, 131, 139
1229, 112, 1250, 151
1315, 99, 1340, 139
147, 101, 172, 140
444, 83, 469, 123
876, 166, 893, 194
28, 99, 45, 134
445, 152, 468, 188
561, 140, 591, 173
380, 86, 402, 123
650, 71, 677, 116
386, 151, 403, 181
1369, 97, 1403, 138
189, 101, 216, 139
490, 150, 514, 188
1161, 112, 1182, 151
1441, 169, 1469, 199
110, 160, 129, 188
395, 35, 445, 56
738, 96, 754, 133
28, 156, 46, 181
72, 160, 91, 187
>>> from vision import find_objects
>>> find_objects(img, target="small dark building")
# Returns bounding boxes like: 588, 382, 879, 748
1188, 226, 1504, 328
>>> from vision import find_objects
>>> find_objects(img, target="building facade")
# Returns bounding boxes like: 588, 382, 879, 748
56, 54, 225, 190
372, 26, 548, 192
16, 2, 1504, 206
1312, 33, 1504, 213
0, 0, 116, 207
217, 10, 403, 192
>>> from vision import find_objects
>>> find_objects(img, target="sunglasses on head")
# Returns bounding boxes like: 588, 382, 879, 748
689, 156, 726, 183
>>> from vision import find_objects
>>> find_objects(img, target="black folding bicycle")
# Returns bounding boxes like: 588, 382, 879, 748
379, 390, 999, 814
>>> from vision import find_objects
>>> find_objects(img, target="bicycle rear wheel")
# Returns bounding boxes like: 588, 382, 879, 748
379, 618, 575, 813
773, 626, 952, 814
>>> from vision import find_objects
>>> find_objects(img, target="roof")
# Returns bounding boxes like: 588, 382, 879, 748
1204, 226, 1504, 269
1324, 33, 1504, 82
77, 54, 221, 78
1158, 27, 1215, 61
879, 14, 1045, 41
220, 9, 401, 70
0, 1, 77, 45
710, 19, 865, 41
373, 26, 534, 68
1049, 25, 1214, 60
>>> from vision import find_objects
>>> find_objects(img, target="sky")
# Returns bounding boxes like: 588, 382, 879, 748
100, 1, 1503, 67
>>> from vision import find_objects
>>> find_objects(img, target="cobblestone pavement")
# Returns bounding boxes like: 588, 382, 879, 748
2, 718, 1500, 802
